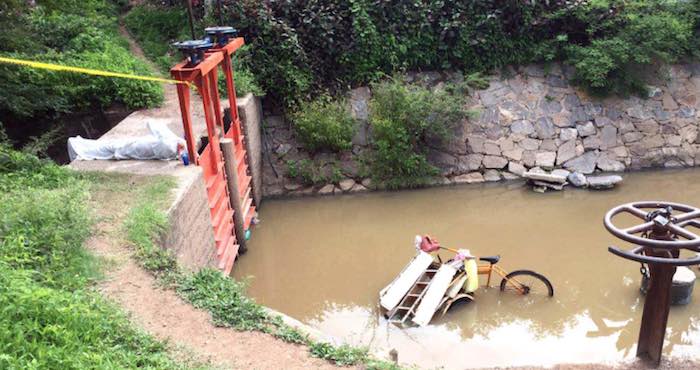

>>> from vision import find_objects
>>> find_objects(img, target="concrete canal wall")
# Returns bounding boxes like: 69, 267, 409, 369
262, 63, 700, 196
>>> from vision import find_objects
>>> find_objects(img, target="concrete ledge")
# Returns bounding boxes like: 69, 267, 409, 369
238, 93, 264, 206
71, 159, 218, 270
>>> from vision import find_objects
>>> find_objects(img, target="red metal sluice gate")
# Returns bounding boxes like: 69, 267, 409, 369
171, 27, 255, 275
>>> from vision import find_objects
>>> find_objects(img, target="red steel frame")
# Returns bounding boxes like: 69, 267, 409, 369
209, 38, 256, 231
171, 37, 254, 274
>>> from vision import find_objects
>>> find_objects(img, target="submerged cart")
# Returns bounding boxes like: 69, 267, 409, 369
379, 235, 554, 326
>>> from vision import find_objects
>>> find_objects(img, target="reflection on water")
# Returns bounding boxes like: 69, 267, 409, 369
234, 169, 700, 369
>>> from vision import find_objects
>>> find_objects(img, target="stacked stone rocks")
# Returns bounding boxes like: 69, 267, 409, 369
262, 63, 700, 197
260, 89, 374, 197
431, 64, 700, 185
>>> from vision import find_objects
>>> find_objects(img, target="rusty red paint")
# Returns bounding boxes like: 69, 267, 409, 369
171, 37, 255, 275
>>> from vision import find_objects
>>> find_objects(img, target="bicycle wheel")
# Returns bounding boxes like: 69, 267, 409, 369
499, 270, 554, 297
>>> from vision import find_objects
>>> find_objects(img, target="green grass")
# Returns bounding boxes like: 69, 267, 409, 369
0, 0, 164, 119
0, 146, 193, 369
122, 167, 402, 369
124, 177, 179, 275
0, 265, 187, 369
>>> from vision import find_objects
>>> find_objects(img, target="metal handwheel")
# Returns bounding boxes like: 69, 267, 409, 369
604, 201, 700, 265
604, 200, 700, 366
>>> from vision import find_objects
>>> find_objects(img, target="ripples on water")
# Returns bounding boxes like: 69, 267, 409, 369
234, 169, 700, 369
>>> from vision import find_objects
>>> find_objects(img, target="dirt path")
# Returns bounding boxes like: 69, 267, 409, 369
117, 20, 181, 114
87, 175, 343, 370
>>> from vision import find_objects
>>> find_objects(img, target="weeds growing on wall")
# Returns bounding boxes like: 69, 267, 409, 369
291, 96, 355, 152
0, 146, 187, 368
368, 79, 473, 189
287, 158, 345, 186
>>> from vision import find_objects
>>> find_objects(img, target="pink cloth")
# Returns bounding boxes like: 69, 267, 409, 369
420, 235, 440, 253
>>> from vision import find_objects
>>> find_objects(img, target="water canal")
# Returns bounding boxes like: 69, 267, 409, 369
234, 169, 700, 369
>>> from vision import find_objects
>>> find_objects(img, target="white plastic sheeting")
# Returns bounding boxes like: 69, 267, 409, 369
68, 121, 185, 161
412, 263, 460, 327
379, 251, 434, 311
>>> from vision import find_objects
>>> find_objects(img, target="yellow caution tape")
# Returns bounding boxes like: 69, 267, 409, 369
0, 56, 193, 88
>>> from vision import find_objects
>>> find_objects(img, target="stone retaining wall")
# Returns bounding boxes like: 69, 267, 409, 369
261, 63, 700, 196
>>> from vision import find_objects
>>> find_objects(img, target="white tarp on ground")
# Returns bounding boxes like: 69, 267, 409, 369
68, 121, 184, 161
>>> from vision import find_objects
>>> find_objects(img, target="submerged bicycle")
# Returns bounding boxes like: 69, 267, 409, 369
379, 235, 554, 326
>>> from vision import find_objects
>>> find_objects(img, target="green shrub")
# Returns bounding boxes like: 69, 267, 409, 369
286, 159, 343, 186
291, 96, 355, 152
223, 0, 544, 105
368, 79, 470, 188
125, 5, 264, 97
0, 147, 94, 289
0, 185, 94, 290
369, 117, 438, 189
216, 47, 266, 98
0, 1, 163, 119
123, 4, 189, 73
0, 145, 75, 190
215, 0, 700, 103
565, 5, 695, 95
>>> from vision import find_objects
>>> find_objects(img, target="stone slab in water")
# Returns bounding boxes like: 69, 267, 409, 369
671, 267, 695, 305
568, 172, 587, 187
587, 175, 623, 189
532, 180, 565, 191
523, 171, 567, 184
551, 169, 571, 178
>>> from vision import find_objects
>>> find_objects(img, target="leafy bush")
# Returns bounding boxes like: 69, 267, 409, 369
0, 1, 163, 119
0, 145, 75, 190
123, 4, 188, 72
563, 3, 695, 95
368, 79, 469, 188
291, 96, 355, 152
160, 0, 700, 103
216, 47, 266, 98
0, 184, 93, 290
124, 4, 264, 98
287, 159, 343, 186
220, 0, 546, 105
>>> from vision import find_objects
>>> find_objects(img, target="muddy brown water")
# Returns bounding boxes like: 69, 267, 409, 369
234, 169, 700, 369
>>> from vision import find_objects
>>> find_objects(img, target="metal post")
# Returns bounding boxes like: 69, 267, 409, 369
221, 138, 247, 252
217, 0, 224, 25
172, 75, 198, 163
220, 53, 241, 143
637, 234, 678, 366
207, 68, 225, 135
605, 202, 700, 368
185, 0, 196, 40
